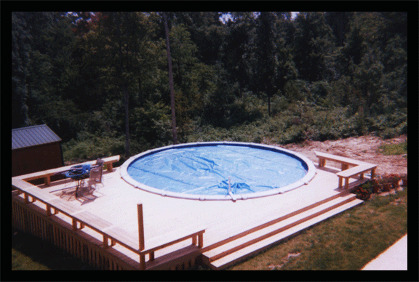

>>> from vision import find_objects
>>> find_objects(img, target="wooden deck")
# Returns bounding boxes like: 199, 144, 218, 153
12, 154, 371, 270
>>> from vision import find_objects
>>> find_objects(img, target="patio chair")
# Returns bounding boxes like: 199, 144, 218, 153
88, 158, 104, 190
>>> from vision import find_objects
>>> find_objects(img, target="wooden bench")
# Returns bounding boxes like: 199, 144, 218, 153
314, 151, 377, 189
337, 164, 377, 189
17, 155, 120, 186
314, 151, 365, 170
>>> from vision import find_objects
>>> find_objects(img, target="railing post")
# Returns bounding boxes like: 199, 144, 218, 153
140, 253, 146, 270
198, 233, 204, 248
24, 193, 35, 204
72, 218, 78, 231
103, 235, 109, 248
47, 204, 52, 216
137, 203, 145, 251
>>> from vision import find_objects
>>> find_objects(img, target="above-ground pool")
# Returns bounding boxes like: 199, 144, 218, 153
120, 142, 316, 201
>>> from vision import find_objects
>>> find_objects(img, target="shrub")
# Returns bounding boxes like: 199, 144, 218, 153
378, 141, 407, 156
62, 133, 126, 162
354, 182, 373, 200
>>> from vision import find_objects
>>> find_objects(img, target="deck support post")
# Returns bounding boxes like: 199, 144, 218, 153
137, 203, 145, 251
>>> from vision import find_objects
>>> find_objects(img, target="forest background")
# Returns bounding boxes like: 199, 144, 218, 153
12, 12, 408, 163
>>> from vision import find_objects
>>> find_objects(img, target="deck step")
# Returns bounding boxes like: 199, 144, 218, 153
145, 245, 201, 270
203, 194, 355, 262
204, 195, 363, 270
202, 192, 345, 252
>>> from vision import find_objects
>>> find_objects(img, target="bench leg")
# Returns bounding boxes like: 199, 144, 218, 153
342, 164, 348, 171
360, 173, 364, 180
45, 176, 51, 186
345, 178, 349, 189
371, 168, 376, 179
338, 177, 343, 188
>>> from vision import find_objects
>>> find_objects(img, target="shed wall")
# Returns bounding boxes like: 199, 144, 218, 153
12, 142, 63, 177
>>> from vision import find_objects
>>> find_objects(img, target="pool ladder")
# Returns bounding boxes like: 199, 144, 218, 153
228, 177, 236, 202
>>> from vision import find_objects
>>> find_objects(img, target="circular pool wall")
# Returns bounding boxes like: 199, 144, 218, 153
120, 142, 316, 201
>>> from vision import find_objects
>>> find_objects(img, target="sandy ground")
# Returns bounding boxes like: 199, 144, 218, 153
269, 135, 407, 176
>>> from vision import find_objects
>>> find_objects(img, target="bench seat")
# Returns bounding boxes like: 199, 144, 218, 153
314, 151, 366, 170
336, 164, 377, 189
314, 151, 377, 190
16, 155, 120, 186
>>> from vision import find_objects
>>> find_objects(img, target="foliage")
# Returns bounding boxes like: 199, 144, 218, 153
12, 13, 31, 128
378, 141, 407, 155
11, 11, 408, 162
62, 132, 125, 162
353, 172, 405, 200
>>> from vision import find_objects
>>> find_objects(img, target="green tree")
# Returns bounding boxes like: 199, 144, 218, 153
255, 12, 277, 116
166, 20, 217, 137
85, 12, 152, 156
12, 12, 31, 128
273, 12, 298, 96
222, 12, 256, 98
336, 25, 366, 78
17, 12, 79, 140
163, 12, 178, 144
293, 12, 335, 82
174, 12, 224, 65
324, 12, 354, 47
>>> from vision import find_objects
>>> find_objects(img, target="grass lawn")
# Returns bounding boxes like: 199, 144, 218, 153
227, 187, 407, 270
377, 141, 407, 156
12, 230, 98, 270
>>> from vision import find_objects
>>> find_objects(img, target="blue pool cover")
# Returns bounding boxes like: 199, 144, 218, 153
126, 144, 309, 197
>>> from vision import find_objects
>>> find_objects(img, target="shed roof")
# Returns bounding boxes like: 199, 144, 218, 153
12, 124, 62, 150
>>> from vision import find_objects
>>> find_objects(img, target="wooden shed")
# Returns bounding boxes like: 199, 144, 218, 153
12, 124, 64, 177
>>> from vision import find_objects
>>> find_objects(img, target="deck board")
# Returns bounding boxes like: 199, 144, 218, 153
12, 157, 364, 267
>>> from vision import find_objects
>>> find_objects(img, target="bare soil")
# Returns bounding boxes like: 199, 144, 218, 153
269, 135, 407, 176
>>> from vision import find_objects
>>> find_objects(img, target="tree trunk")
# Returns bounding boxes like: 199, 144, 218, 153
115, 13, 130, 157
124, 85, 130, 157
163, 12, 178, 145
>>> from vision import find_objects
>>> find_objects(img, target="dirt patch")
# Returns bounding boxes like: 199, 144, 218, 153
268, 135, 407, 176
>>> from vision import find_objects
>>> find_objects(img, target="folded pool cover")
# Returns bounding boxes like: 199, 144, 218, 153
127, 145, 308, 196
